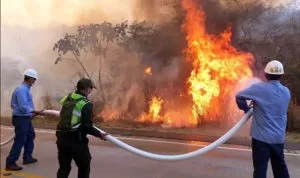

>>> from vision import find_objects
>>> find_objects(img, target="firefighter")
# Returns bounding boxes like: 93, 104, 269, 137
56, 78, 107, 178
6, 69, 44, 171
236, 60, 290, 178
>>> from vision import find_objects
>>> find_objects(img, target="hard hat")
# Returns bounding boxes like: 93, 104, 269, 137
264, 60, 284, 75
24, 69, 38, 79
77, 78, 96, 89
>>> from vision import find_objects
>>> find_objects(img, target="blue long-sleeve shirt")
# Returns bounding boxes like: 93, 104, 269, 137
11, 82, 34, 117
236, 80, 291, 144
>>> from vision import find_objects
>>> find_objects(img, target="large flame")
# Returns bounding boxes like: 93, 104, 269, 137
101, 0, 254, 128
182, 0, 253, 123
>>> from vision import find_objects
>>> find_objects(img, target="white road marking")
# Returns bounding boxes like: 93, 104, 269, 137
1, 126, 299, 156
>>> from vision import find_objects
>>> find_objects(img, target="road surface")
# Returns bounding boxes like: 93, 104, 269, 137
1, 126, 300, 178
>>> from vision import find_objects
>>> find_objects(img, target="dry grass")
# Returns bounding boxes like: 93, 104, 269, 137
286, 132, 300, 143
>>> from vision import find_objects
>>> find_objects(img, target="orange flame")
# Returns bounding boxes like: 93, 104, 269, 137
101, 0, 254, 128
149, 96, 163, 122
145, 67, 152, 75
137, 96, 163, 123
182, 0, 253, 122
137, 94, 199, 128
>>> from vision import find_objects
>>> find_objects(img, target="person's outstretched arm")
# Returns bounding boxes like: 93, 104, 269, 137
81, 102, 106, 140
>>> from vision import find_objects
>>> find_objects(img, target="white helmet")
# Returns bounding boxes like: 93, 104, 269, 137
24, 68, 38, 79
264, 60, 284, 75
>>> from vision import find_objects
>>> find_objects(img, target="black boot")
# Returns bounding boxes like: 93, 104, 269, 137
23, 157, 38, 165
6, 163, 23, 171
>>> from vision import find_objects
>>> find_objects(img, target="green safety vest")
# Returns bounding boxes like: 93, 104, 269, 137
58, 93, 89, 130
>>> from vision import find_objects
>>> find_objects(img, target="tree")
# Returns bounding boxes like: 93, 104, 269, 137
223, 0, 300, 130
53, 22, 121, 103
53, 21, 159, 117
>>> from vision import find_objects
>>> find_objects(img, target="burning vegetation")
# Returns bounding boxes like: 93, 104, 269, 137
53, 0, 258, 128
135, 0, 253, 127
2, 0, 299, 130
182, 0, 253, 123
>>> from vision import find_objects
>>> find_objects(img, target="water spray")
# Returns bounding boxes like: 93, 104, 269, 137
1, 109, 253, 161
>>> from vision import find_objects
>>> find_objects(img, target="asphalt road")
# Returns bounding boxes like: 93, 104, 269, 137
1, 126, 300, 178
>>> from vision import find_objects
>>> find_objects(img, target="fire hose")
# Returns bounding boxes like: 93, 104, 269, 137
1, 109, 253, 161
0, 135, 15, 146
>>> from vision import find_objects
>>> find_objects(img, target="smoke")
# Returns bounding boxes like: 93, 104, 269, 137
0, 0, 176, 116
1, 0, 174, 28
197, 0, 299, 36
132, 0, 176, 23
2, 0, 130, 28
1, 0, 297, 130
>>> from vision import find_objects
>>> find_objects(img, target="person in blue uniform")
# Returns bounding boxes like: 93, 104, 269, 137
236, 60, 290, 178
6, 69, 44, 171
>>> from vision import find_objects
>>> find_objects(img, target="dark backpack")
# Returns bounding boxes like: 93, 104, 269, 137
57, 94, 84, 131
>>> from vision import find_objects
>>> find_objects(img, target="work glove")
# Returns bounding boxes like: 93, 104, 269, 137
243, 101, 254, 113
249, 101, 254, 108
32, 110, 45, 117
99, 133, 108, 141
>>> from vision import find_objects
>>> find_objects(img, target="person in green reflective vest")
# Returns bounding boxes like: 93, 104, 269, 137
56, 78, 107, 178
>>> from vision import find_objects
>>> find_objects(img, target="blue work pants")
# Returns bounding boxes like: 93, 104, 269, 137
6, 116, 35, 166
252, 138, 290, 178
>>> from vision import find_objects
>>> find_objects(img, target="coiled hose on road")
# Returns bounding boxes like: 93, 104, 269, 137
1, 109, 253, 161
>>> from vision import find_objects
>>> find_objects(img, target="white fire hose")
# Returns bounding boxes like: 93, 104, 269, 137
1, 109, 253, 161
0, 135, 15, 146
